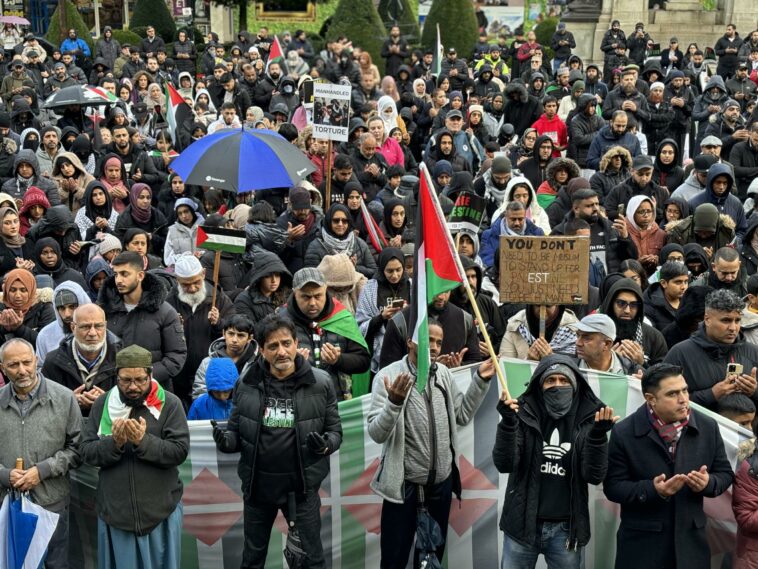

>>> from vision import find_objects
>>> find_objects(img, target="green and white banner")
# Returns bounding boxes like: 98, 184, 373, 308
69, 358, 750, 568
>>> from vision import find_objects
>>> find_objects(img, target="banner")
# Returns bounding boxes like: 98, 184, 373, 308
69, 359, 749, 568
448, 192, 486, 234
312, 83, 351, 142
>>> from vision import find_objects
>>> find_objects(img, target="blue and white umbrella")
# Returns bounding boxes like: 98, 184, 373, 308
170, 127, 317, 193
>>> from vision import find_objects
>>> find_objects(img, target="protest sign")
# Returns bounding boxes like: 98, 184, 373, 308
499, 235, 589, 305
448, 192, 485, 234
313, 83, 351, 141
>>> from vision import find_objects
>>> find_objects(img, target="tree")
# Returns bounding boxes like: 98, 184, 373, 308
46, 0, 94, 53
326, 0, 387, 74
130, 0, 177, 43
420, 0, 478, 59
378, 0, 420, 43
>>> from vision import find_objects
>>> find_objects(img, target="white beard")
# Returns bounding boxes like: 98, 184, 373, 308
178, 286, 206, 312
75, 338, 106, 355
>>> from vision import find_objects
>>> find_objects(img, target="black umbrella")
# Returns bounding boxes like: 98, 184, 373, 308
43, 85, 113, 109
416, 504, 444, 569
283, 493, 306, 569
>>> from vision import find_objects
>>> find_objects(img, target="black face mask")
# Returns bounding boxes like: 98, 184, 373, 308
23, 138, 39, 152
543, 386, 574, 419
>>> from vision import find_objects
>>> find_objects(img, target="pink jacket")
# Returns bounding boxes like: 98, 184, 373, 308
378, 137, 405, 167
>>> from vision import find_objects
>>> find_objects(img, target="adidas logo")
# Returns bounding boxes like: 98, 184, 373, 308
542, 429, 572, 460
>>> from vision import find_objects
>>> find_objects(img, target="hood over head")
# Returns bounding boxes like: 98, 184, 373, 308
705, 162, 734, 200
600, 277, 644, 324
50, 280, 90, 327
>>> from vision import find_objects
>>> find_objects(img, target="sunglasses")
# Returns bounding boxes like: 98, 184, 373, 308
332, 218, 349, 225
615, 299, 641, 310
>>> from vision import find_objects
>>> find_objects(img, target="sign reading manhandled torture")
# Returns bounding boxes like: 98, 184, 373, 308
312, 83, 351, 142
499, 235, 589, 305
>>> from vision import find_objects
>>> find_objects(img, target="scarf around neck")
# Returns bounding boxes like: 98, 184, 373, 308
0, 207, 24, 248
648, 404, 689, 457
321, 225, 356, 256
98, 379, 165, 435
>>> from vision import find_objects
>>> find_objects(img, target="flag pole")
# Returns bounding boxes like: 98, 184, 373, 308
211, 250, 221, 310
325, 140, 333, 207
418, 163, 510, 399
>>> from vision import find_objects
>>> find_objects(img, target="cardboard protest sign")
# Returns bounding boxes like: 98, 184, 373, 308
499, 236, 589, 305
313, 83, 351, 141
448, 192, 485, 234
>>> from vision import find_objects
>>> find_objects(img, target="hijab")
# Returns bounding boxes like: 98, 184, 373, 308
374, 246, 410, 309
2, 268, 36, 314
626, 195, 656, 232
34, 237, 64, 275
83, 180, 113, 222
129, 183, 153, 224
322, 203, 356, 256
377, 95, 399, 132
0, 207, 24, 248
382, 199, 406, 238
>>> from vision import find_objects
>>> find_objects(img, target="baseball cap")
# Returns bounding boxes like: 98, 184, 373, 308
700, 135, 723, 148
292, 267, 326, 290
446, 109, 463, 120
575, 314, 617, 341
739, 61, 749, 69
557, 23, 566, 30
447, 47, 456, 54
632, 155, 654, 170
12, 60, 24, 68
694, 154, 718, 172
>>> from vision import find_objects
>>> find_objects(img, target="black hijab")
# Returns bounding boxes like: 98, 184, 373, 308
83, 180, 113, 222
374, 246, 410, 309
382, 199, 406, 238
324, 203, 354, 238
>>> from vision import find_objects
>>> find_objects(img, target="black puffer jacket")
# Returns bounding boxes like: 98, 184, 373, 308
642, 282, 677, 330
215, 356, 342, 501
503, 82, 543, 137
740, 214, 758, 275
28, 205, 83, 269
0, 300, 55, 346
492, 355, 608, 549
98, 272, 187, 388
589, 146, 632, 204
567, 94, 605, 167
234, 251, 291, 325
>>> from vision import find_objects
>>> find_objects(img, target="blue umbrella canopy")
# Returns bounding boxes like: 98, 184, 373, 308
170, 127, 317, 193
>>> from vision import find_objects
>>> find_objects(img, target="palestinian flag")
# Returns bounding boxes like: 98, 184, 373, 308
98, 380, 165, 436
431, 24, 443, 77
319, 298, 371, 397
87, 86, 118, 103
410, 163, 466, 393
265, 34, 289, 75
196, 226, 246, 254
149, 149, 179, 159
165, 81, 193, 147
360, 198, 387, 254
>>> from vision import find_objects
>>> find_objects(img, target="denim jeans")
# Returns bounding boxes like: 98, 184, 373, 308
501, 521, 583, 569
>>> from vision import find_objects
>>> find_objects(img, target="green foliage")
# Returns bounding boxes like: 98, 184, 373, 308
326, 0, 387, 74
247, 0, 341, 36
45, 0, 94, 53
109, 29, 143, 49
378, 0, 420, 43
420, 0, 478, 57
534, 17, 558, 47
130, 0, 177, 43
129, 26, 148, 39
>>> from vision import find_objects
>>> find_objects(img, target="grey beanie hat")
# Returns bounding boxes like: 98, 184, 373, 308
539, 363, 577, 390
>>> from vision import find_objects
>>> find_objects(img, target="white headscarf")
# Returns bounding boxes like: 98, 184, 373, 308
626, 195, 656, 231
377, 96, 399, 133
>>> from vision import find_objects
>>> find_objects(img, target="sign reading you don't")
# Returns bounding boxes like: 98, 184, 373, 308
499, 236, 589, 305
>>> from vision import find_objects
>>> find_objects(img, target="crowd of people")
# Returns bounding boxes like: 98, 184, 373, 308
2, 13, 758, 569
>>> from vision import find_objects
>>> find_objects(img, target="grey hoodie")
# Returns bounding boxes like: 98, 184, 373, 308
35, 281, 91, 366
0, 149, 61, 205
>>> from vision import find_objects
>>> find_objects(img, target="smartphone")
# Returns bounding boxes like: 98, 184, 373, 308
618, 204, 625, 217
727, 363, 743, 376
392, 299, 405, 309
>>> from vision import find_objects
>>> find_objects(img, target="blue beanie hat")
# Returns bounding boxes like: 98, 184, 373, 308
206, 358, 239, 392
433, 160, 454, 178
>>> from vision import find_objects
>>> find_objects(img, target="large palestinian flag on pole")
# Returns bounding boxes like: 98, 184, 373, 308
410, 163, 466, 393
265, 35, 289, 75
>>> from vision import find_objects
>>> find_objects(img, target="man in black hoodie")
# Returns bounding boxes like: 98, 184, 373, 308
665, 289, 758, 411
503, 81, 543, 137
643, 261, 690, 330
494, 354, 616, 563
520, 135, 554, 191
601, 277, 668, 366
212, 314, 342, 569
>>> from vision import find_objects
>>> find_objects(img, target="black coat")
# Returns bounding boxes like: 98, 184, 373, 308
567, 95, 605, 167
0, 301, 55, 347
0, 239, 35, 278
664, 325, 758, 411
493, 356, 608, 549
234, 252, 291, 325
727, 139, 758, 199
165, 282, 235, 403
605, 177, 669, 222
98, 272, 187, 389
42, 334, 121, 416
215, 356, 342, 501
276, 210, 322, 274
604, 404, 733, 569
113, 206, 168, 257
199, 250, 250, 300
642, 282, 677, 330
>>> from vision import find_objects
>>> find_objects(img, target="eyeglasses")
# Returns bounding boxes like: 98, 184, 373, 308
615, 299, 641, 310
332, 218, 349, 225
635, 209, 653, 216
117, 376, 150, 387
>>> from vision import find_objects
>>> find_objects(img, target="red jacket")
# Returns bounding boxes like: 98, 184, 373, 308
734, 458, 758, 569
532, 114, 567, 157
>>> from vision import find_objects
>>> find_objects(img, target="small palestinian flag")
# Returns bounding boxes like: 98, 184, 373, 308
265, 35, 289, 75
360, 198, 387, 254
196, 226, 246, 254
410, 163, 466, 393
148, 149, 179, 159
165, 81, 193, 147
319, 299, 370, 397
98, 380, 165, 436
88, 86, 118, 103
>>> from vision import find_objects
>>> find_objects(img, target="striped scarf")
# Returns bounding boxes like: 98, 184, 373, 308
648, 404, 689, 457
98, 379, 165, 436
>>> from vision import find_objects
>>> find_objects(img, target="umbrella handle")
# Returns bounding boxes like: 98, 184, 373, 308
287, 492, 297, 529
